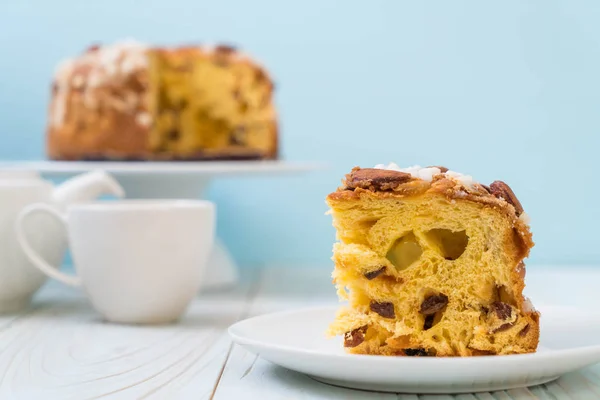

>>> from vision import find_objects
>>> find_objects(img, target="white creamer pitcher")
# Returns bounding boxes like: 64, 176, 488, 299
0, 169, 124, 312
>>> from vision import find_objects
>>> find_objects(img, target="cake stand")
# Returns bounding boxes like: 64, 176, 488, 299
3, 160, 322, 290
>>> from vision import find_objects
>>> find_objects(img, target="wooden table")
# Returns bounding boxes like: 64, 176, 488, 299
1, 266, 599, 399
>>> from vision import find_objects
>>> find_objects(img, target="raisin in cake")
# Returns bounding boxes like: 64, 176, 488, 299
47, 39, 278, 161
325, 164, 539, 357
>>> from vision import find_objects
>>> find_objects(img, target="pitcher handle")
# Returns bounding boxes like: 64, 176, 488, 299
15, 203, 81, 287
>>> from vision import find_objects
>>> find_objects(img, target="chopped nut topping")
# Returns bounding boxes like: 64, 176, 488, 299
489, 181, 524, 216
344, 168, 413, 191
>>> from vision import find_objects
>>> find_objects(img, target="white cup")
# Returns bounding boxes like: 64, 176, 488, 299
15, 200, 215, 324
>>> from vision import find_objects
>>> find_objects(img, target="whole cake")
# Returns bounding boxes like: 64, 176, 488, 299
47, 39, 278, 161
326, 164, 539, 356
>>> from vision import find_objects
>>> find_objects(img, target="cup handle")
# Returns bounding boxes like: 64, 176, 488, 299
15, 203, 82, 287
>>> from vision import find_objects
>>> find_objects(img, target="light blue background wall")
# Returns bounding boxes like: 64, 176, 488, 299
1, 1, 599, 267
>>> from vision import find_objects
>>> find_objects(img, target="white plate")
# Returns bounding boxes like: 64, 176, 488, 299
229, 305, 600, 394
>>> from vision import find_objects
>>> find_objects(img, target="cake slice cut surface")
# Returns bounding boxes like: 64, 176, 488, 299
325, 164, 539, 357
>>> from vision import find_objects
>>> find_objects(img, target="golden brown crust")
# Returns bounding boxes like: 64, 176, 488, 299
337, 167, 521, 209
47, 41, 278, 161
47, 44, 150, 160
329, 166, 533, 253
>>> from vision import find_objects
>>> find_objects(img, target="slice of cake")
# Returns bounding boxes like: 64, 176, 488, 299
47, 39, 278, 161
325, 164, 539, 357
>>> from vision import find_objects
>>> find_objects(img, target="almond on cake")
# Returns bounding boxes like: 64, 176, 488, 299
325, 164, 539, 357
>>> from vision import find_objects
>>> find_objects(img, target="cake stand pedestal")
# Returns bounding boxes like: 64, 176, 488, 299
6, 160, 322, 290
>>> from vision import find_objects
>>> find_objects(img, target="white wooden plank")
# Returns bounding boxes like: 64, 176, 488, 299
214, 267, 395, 399
503, 388, 539, 399
213, 343, 396, 400
0, 271, 256, 400
552, 371, 600, 399
3, 266, 600, 399
247, 266, 337, 317
540, 381, 572, 399
474, 394, 498, 400
486, 393, 513, 400
525, 386, 554, 400
505, 388, 540, 399
396, 395, 419, 400
582, 363, 600, 381
0, 279, 75, 331
453, 394, 479, 400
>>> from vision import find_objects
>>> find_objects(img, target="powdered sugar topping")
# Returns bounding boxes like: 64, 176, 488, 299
135, 112, 152, 127
373, 163, 441, 182
374, 163, 477, 189
54, 39, 147, 87
519, 212, 531, 224
50, 39, 149, 127
444, 170, 475, 189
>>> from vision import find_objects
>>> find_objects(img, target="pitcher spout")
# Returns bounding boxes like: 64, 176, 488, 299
52, 170, 125, 209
